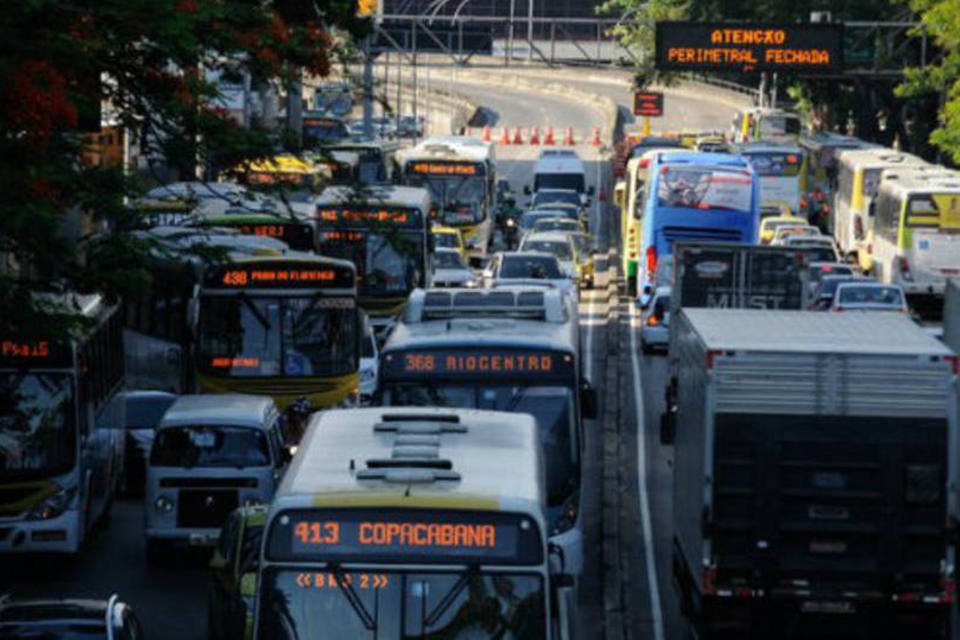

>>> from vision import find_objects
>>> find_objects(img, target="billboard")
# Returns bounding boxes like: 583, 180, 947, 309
655, 22, 844, 73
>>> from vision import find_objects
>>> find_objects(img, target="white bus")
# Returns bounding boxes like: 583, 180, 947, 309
832, 148, 927, 270
0, 294, 125, 553
397, 136, 496, 264
254, 407, 575, 639
872, 172, 960, 314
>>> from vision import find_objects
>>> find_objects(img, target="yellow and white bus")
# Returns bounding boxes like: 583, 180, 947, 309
254, 407, 575, 639
832, 148, 928, 270
730, 107, 802, 144
195, 252, 360, 411
397, 136, 496, 264
872, 172, 960, 313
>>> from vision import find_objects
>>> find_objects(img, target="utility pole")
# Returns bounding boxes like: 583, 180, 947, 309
526, 0, 534, 61
362, 37, 374, 138
287, 68, 303, 150
507, 0, 515, 67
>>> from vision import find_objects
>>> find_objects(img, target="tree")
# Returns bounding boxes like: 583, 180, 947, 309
0, 0, 367, 337
596, 0, 688, 87
898, 0, 960, 163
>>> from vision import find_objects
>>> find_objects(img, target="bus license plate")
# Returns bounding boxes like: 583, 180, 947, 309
800, 601, 856, 615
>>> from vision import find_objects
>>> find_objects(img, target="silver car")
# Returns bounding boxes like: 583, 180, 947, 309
145, 394, 289, 561
432, 248, 478, 288
640, 286, 671, 354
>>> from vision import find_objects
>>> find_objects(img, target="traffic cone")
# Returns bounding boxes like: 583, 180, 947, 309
512, 126, 524, 145
481, 125, 492, 142
529, 126, 540, 145
563, 127, 575, 146
543, 126, 556, 145
590, 126, 602, 146
499, 126, 510, 145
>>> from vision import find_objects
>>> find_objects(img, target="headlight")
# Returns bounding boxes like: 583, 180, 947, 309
464, 278, 479, 288
360, 367, 376, 383
27, 486, 76, 521
506, 219, 516, 228
154, 495, 175, 513
552, 490, 580, 534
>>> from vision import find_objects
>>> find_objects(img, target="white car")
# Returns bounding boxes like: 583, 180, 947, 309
484, 251, 577, 301
431, 248, 478, 288
519, 231, 580, 286
830, 282, 908, 313
359, 313, 379, 403
640, 286, 671, 354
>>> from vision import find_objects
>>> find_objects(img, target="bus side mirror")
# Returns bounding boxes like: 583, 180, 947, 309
580, 382, 597, 420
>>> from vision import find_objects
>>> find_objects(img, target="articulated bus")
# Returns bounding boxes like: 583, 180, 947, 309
872, 172, 960, 316
397, 136, 496, 264
735, 141, 805, 216
195, 252, 359, 411
832, 148, 927, 270
0, 294, 124, 553
314, 185, 432, 335
378, 287, 597, 589
638, 152, 761, 303
254, 407, 575, 639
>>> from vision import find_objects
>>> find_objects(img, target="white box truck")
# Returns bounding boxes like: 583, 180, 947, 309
669, 308, 959, 638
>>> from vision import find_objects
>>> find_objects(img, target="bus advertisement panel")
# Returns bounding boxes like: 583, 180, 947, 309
195, 257, 359, 410
737, 146, 805, 214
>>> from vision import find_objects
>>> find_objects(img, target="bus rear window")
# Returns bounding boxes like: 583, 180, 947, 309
657, 168, 753, 213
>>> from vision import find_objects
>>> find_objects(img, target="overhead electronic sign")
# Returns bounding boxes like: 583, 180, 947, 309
655, 22, 844, 73
633, 91, 664, 117
268, 509, 543, 564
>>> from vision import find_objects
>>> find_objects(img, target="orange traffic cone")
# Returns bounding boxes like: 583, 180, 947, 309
543, 126, 556, 145
589, 126, 602, 146
563, 127, 575, 146
529, 126, 540, 145
512, 126, 524, 145
499, 126, 511, 145
481, 125, 492, 142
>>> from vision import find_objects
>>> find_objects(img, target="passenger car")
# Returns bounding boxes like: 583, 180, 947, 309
808, 275, 876, 310
806, 261, 854, 296
771, 224, 822, 245
831, 282, 908, 312
431, 247, 478, 288
145, 394, 289, 560
783, 235, 841, 262
518, 209, 579, 241
532, 217, 581, 234
431, 225, 466, 259
120, 390, 178, 497
483, 251, 576, 299
0, 595, 144, 639
207, 505, 267, 640
640, 286, 671, 354
759, 215, 806, 243
519, 231, 581, 286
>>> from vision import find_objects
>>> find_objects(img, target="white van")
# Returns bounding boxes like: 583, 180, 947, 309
144, 394, 289, 561
528, 149, 594, 205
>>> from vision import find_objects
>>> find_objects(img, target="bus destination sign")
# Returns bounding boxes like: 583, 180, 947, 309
383, 349, 574, 378
207, 261, 355, 289
406, 161, 485, 176
0, 339, 71, 367
316, 207, 421, 227
269, 509, 542, 564
655, 22, 844, 73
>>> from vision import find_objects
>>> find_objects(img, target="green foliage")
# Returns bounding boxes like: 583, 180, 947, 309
898, 0, 960, 162
597, 0, 689, 87
0, 0, 364, 338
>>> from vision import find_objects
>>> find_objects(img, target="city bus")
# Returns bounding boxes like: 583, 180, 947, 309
871, 172, 960, 317
192, 207, 316, 252
397, 136, 495, 264
832, 148, 927, 270
314, 185, 432, 334
195, 251, 360, 411
253, 406, 575, 639
735, 141, 805, 216
730, 107, 802, 143
638, 152, 761, 304
798, 132, 879, 201
0, 293, 125, 553
377, 287, 597, 587
122, 227, 292, 394
227, 154, 330, 217
321, 138, 400, 184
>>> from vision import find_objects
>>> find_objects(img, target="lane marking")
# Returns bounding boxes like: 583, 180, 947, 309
629, 302, 665, 640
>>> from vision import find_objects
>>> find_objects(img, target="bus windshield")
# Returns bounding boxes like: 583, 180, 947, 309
197, 295, 357, 377
386, 385, 577, 505
656, 167, 753, 213
0, 373, 75, 481
406, 175, 486, 226
759, 114, 801, 137
258, 568, 545, 639
534, 173, 584, 193
318, 232, 425, 297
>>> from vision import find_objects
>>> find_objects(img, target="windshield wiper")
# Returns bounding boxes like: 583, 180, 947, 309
422, 564, 482, 629
237, 292, 271, 331
328, 563, 377, 631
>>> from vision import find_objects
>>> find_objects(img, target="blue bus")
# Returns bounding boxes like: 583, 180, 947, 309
638, 152, 760, 304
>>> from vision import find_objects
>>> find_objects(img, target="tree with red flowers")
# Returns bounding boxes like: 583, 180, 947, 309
0, 0, 368, 336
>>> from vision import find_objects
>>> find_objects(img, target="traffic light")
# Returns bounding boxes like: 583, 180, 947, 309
357, 0, 378, 17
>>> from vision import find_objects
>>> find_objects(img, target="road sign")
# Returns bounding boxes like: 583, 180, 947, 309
633, 91, 664, 117
654, 22, 844, 73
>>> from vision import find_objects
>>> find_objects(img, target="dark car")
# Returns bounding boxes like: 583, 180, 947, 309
808, 275, 875, 311
121, 390, 178, 496
207, 505, 267, 640
0, 595, 144, 639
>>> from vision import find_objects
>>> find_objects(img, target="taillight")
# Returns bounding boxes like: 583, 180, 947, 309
646, 245, 657, 275
899, 256, 914, 281
639, 158, 649, 168
646, 314, 660, 327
